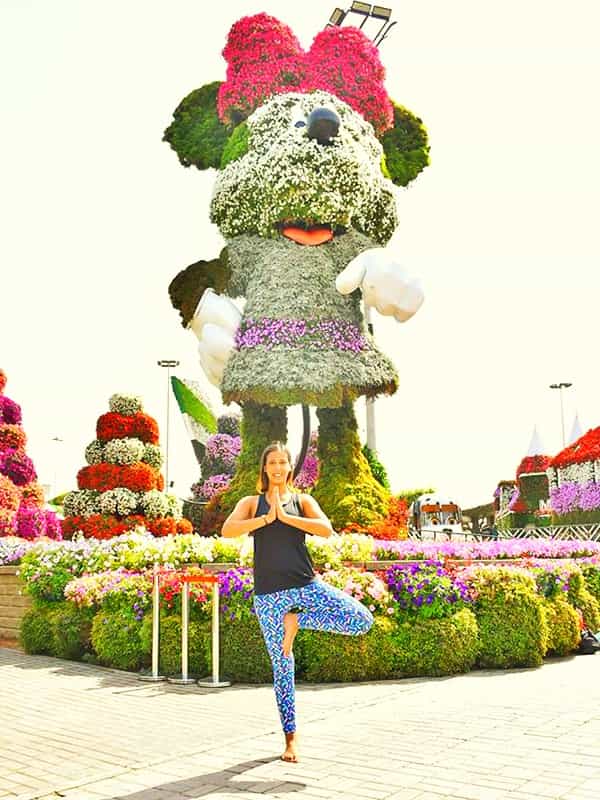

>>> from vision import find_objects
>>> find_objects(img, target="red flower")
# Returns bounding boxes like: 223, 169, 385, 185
77, 463, 160, 492
551, 427, 600, 468
217, 14, 394, 135
516, 455, 550, 477
97, 412, 159, 444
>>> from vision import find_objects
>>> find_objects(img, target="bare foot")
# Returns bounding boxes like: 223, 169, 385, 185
281, 732, 299, 763
282, 612, 299, 657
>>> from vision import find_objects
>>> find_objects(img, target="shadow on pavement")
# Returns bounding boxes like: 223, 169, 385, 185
109, 757, 305, 798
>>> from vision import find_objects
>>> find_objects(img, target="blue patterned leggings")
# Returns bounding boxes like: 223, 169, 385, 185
253, 579, 374, 733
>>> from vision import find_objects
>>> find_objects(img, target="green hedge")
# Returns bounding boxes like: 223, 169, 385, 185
20, 603, 94, 660
139, 615, 211, 677
295, 617, 397, 682
91, 611, 146, 671
541, 597, 580, 656
390, 608, 479, 677
220, 616, 273, 683
471, 568, 548, 668
567, 572, 600, 631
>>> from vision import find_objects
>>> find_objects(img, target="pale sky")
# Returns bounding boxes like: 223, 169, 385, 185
1, 0, 599, 509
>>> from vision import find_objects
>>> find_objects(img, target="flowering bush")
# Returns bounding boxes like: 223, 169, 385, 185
63, 490, 101, 518
192, 473, 232, 501
0, 450, 36, 486
99, 488, 139, 517
96, 412, 159, 444
0, 395, 22, 425
294, 432, 318, 491
108, 394, 144, 416
65, 569, 152, 620
385, 560, 472, 620
321, 568, 393, 616
516, 455, 550, 476
77, 463, 159, 493
217, 413, 241, 437
550, 481, 600, 515
551, 427, 600, 468
15, 506, 61, 540
0, 474, 20, 512
218, 567, 255, 622
202, 434, 241, 476
142, 444, 163, 470
20, 481, 45, 507
373, 537, 600, 561
0, 424, 27, 450
85, 440, 105, 465
104, 438, 146, 465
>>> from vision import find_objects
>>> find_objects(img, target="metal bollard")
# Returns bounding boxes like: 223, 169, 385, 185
198, 576, 230, 688
139, 563, 166, 682
168, 576, 197, 685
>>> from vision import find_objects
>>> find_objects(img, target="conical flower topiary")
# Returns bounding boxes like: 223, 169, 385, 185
0, 368, 61, 539
61, 393, 192, 539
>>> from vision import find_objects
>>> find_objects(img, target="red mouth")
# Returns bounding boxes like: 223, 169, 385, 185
280, 222, 335, 246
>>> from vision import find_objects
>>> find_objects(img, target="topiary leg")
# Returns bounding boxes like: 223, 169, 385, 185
312, 402, 389, 530
219, 402, 288, 508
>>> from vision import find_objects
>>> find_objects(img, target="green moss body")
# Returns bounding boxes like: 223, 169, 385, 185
312, 403, 389, 529
391, 608, 479, 677
221, 232, 398, 408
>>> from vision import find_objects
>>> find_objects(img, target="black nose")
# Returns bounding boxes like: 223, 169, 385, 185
306, 107, 340, 145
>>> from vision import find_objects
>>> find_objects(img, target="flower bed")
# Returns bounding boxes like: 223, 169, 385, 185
6, 531, 600, 680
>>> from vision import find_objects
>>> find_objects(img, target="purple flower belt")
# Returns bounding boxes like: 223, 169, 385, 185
235, 318, 368, 353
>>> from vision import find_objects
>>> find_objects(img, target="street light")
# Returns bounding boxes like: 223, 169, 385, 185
549, 382, 573, 448
157, 360, 180, 490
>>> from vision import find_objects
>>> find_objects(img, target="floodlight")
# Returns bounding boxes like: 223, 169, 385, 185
349, 1, 372, 28
328, 8, 347, 26
371, 5, 391, 20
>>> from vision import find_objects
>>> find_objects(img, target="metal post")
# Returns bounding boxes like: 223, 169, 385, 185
139, 564, 166, 682
198, 579, 230, 688
168, 579, 196, 685
157, 359, 180, 491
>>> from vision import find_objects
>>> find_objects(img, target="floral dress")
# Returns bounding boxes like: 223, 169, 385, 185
220, 230, 398, 408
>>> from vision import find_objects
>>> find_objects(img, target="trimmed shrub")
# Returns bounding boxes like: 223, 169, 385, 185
295, 616, 397, 682
52, 604, 95, 661
567, 571, 600, 631
391, 608, 479, 677
220, 616, 273, 683
139, 615, 210, 677
91, 611, 145, 671
471, 568, 548, 668
582, 565, 600, 607
541, 598, 580, 656
19, 606, 54, 655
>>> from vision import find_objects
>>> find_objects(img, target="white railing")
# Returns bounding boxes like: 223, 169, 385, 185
498, 524, 600, 541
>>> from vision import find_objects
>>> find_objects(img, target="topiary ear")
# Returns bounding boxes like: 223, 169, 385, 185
380, 103, 430, 187
163, 81, 231, 170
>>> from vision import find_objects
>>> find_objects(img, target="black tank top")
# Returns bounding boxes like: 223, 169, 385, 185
252, 493, 316, 595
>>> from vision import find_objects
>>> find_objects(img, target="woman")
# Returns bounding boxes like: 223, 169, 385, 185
221, 441, 374, 763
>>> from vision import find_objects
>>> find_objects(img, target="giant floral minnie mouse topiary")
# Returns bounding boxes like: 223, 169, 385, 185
164, 14, 430, 529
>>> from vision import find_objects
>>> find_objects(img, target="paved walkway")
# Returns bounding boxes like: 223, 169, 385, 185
1, 646, 600, 800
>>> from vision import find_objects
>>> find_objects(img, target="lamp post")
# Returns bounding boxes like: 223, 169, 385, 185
157, 360, 180, 490
549, 382, 572, 448
51, 436, 63, 499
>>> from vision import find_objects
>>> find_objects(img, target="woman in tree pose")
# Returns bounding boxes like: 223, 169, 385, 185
221, 441, 374, 763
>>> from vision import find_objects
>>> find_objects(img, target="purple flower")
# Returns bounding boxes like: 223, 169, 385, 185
0, 396, 22, 425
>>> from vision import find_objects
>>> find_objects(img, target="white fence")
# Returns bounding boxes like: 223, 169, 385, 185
498, 524, 600, 541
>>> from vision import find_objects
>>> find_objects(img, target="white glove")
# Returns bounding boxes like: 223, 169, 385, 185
336, 248, 424, 322
188, 289, 241, 386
